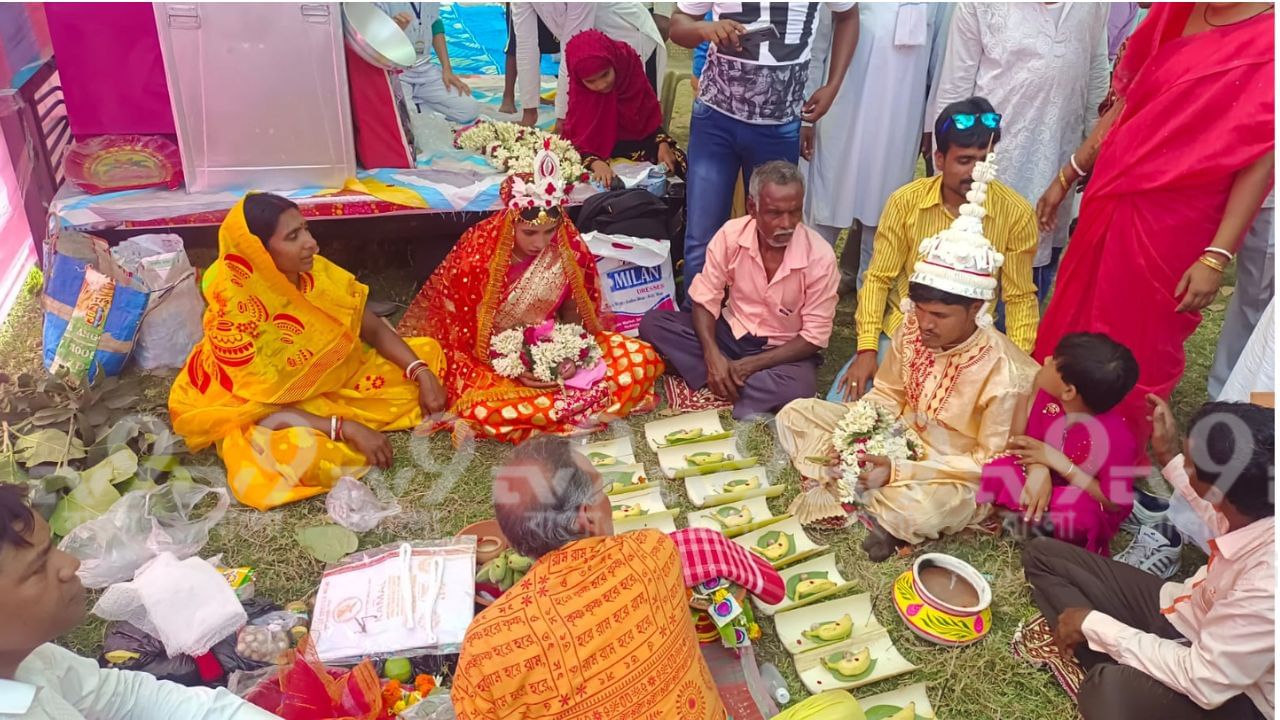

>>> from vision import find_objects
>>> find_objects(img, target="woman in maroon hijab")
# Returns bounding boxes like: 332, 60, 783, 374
562, 29, 687, 187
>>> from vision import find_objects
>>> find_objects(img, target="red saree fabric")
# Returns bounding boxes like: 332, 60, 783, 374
398, 210, 608, 402
397, 210, 662, 443
1033, 3, 1274, 444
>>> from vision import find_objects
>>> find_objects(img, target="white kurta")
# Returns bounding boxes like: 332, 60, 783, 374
511, 2, 666, 120
932, 2, 1110, 267
804, 3, 945, 229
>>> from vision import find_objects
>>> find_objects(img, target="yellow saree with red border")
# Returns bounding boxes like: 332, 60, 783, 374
169, 198, 445, 511
398, 210, 662, 444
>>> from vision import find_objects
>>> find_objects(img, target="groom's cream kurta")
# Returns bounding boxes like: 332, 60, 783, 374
777, 314, 1037, 544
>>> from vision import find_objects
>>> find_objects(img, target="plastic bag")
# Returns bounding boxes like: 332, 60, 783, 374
244, 637, 386, 720
111, 233, 204, 370
93, 553, 248, 657
59, 483, 230, 588
409, 110, 455, 154
398, 694, 456, 720
326, 476, 401, 532
310, 538, 475, 663
238, 608, 311, 664
102, 597, 280, 686
42, 230, 147, 381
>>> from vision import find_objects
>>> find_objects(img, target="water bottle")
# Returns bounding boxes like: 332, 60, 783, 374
758, 662, 791, 706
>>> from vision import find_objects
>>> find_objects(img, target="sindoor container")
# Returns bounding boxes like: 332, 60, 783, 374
153, 2, 356, 192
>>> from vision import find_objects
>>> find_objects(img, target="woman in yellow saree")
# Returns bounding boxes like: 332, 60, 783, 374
397, 144, 663, 443
169, 193, 447, 511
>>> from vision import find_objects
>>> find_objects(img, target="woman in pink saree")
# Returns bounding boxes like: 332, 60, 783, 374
1034, 3, 1274, 447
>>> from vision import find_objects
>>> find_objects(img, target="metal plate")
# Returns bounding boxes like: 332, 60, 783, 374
341, 2, 415, 71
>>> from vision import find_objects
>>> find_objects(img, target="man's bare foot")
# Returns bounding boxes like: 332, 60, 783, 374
861, 521, 907, 562
498, 100, 517, 114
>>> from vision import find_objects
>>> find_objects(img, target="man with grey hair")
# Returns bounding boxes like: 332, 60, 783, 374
640, 160, 839, 419
452, 437, 726, 720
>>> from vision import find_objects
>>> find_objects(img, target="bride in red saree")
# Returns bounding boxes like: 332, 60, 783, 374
1034, 2, 1274, 446
398, 146, 663, 443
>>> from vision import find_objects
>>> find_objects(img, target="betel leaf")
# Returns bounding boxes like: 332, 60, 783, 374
296, 525, 359, 564
136, 453, 180, 484
14, 429, 87, 467
116, 478, 158, 495
0, 452, 27, 485
41, 469, 81, 494
29, 407, 75, 427
81, 448, 139, 487
48, 472, 122, 536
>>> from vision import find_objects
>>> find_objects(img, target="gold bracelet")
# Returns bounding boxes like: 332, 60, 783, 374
1058, 169, 1071, 192
1198, 255, 1226, 273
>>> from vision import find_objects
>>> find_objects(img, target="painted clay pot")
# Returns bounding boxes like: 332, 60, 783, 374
892, 553, 992, 647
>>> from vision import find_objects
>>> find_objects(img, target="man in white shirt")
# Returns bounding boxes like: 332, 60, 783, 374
933, 3, 1110, 303
510, 2, 665, 126
0, 485, 277, 720
801, 2, 947, 294
379, 2, 481, 124
669, 1, 858, 300
1023, 398, 1274, 720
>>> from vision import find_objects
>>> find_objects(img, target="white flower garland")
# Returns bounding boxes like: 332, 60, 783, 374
456, 121, 587, 184
830, 400, 926, 503
489, 322, 602, 383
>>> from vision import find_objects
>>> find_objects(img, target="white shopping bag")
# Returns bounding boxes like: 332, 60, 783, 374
584, 232, 677, 337
111, 234, 204, 370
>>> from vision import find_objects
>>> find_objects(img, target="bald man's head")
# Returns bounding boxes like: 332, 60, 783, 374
493, 436, 612, 559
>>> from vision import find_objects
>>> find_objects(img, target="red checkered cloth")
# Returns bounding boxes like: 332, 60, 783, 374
670, 528, 785, 605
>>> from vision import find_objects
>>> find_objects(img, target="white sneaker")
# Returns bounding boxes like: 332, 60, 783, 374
1120, 488, 1171, 534
1115, 523, 1183, 579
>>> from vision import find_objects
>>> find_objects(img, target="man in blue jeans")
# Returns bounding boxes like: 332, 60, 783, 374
670, 2, 859, 302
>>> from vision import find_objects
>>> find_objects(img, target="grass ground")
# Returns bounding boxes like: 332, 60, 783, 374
1, 43, 1238, 720
1, 253, 1233, 719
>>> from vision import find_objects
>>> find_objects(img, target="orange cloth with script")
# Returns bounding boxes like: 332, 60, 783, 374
452, 530, 726, 720
168, 197, 445, 511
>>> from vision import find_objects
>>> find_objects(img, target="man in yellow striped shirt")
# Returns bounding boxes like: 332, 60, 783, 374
832, 96, 1039, 401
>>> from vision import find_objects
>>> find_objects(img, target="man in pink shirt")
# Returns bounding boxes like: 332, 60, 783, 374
1023, 397, 1274, 720
639, 160, 838, 419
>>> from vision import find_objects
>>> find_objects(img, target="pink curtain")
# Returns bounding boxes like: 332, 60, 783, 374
45, 3, 174, 137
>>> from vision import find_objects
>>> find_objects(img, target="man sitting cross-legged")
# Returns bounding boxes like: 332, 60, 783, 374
0, 484, 278, 720
452, 436, 726, 720
1023, 397, 1273, 720
640, 160, 839, 420
776, 150, 1037, 560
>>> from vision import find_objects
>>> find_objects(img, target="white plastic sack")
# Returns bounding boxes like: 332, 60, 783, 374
111, 234, 204, 369
59, 483, 230, 589
93, 553, 247, 657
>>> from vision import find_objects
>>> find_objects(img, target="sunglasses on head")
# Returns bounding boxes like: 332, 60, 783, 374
942, 112, 1002, 133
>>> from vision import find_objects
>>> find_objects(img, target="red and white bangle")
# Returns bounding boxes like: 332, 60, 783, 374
409, 365, 430, 384
404, 360, 427, 381
1202, 247, 1235, 263
329, 416, 345, 442
1069, 152, 1088, 178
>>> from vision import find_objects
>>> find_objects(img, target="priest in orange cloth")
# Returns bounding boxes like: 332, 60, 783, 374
453, 436, 726, 720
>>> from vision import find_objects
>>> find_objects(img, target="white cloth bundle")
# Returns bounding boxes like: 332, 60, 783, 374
93, 553, 247, 657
